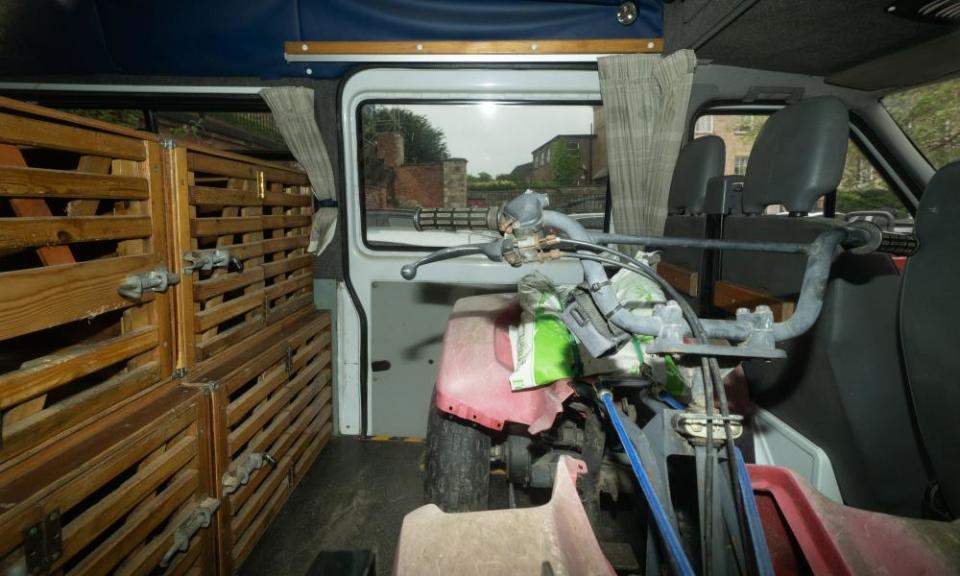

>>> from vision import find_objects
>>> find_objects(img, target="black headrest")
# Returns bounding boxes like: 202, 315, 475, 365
668, 135, 725, 215
742, 97, 849, 214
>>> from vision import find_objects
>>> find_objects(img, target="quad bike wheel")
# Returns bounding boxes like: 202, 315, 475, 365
424, 390, 491, 512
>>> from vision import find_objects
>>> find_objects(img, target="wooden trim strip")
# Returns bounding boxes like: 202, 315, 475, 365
713, 280, 795, 322
0, 254, 152, 341
0, 327, 157, 410
0, 165, 149, 200
657, 261, 700, 297
0, 215, 152, 249
286, 38, 663, 56
0, 111, 146, 161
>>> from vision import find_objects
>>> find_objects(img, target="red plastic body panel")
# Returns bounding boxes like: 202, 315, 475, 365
434, 294, 574, 434
750, 464, 960, 575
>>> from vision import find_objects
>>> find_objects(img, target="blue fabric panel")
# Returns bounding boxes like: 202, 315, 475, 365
1, 0, 662, 78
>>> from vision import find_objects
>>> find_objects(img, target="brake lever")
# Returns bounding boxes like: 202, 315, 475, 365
400, 240, 504, 280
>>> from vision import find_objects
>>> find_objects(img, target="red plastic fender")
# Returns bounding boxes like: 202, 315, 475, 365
434, 294, 574, 434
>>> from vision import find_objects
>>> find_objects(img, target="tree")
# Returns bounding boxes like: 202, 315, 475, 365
883, 78, 960, 169
362, 106, 449, 164
550, 141, 580, 186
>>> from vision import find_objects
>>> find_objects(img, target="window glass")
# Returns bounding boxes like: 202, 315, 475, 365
360, 103, 607, 247
882, 77, 960, 170
695, 112, 911, 224
153, 111, 285, 152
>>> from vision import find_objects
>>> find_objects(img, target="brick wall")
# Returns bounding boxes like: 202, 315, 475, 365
394, 164, 443, 208
442, 159, 468, 208
376, 133, 405, 169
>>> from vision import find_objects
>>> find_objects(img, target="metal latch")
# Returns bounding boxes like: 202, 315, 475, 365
675, 413, 744, 443
23, 509, 62, 575
158, 498, 220, 569
182, 249, 243, 275
118, 266, 180, 303
221, 452, 276, 495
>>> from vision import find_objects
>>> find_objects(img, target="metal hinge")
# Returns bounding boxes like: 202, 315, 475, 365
158, 498, 220, 570
23, 509, 62, 575
257, 170, 266, 199
118, 266, 180, 303
159, 137, 177, 150
221, 452, 276, 495
182, 249, 243, 275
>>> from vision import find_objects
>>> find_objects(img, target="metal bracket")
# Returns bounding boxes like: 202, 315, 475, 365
172, 367, 188, 380
158, 498, 220, 569
182, 249, 242, 275
645, 301, 786, 359
23, 509, 62, 575
118, 266, 180, 303
674, 413, 744, 443
221, 452, 276, 495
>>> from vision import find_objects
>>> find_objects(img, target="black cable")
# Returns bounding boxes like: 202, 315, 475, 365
560, 246, 759, 575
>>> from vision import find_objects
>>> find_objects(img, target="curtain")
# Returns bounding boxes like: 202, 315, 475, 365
598, 50, 697, 239
260, 86, 338, 255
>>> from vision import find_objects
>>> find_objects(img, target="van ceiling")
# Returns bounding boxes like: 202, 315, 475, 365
0, 0, 660, 79
665, 0, 959, 89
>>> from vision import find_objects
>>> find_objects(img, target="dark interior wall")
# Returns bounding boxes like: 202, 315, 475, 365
311, 78, 343, 280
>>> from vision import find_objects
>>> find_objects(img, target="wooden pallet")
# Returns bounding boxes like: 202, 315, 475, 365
0, 97, 173, 463
166, 142, 314, 373
0, 382, 218, 575
189, 309, 332, 574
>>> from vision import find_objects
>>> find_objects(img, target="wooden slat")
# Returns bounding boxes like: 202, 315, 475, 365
0, 95, 158, 141
658, 261, 699, 297
287, 38, 664, 56
0, 215, 151, 248
0, 327, 157, 410
193, 267, 265, 301
262, 254, 312, 279
0, 254, 151, 341
261, 214, 311, 229
191, 216, 263, 236
262, 236, 309, 255
0, 111, 146, 160
226, 364, 288, 427
189, 185, 262, 207
195, 316, 265, 364
186, 148, 308, 186
0, 165, 149, 200
713, 280, 795, 322
265, 273, 312, 302
262, 190, 312, 207
193, 290, 263, 333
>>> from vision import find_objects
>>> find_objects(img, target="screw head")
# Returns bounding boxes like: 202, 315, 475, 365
617, 1, 638, 25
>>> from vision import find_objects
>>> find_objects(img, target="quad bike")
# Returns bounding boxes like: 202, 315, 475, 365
398, 192, 937, 575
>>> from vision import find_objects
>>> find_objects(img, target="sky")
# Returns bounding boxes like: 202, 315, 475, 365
395, 103, 595, 176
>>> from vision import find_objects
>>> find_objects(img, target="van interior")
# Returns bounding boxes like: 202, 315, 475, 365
0, 1, 958, 575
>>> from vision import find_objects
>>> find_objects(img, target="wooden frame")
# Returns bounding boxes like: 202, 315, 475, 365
189, 309, 332, 575
166, 142, 314, 372
0, 382, 217, 575
657, 261, 700, 298
0, 98, 173, 463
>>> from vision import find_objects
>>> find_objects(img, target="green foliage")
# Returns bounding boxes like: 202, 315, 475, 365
467, 178, 520, 191
550, 141, 580, 186
362, 106, 449, 164
883, 77, 960, 169
65, 109, 144, 130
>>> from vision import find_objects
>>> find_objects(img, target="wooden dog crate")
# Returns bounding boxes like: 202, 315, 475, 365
166, 143, 314, 373
0, 98, 173, 464
188, 308, 333, 574
0, 383, 218, 575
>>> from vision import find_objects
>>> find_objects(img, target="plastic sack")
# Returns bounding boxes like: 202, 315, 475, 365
508, 261, 669, 391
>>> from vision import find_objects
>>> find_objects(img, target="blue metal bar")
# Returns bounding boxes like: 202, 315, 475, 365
735, 448, 775, 576
599, 391, 695, 576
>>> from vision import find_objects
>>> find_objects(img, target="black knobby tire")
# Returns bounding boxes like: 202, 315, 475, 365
424, 391, 491, 512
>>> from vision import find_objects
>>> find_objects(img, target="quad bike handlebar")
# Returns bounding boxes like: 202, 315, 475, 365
402, 193, 906, 353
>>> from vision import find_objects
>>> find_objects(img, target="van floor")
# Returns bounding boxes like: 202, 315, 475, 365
241, 436, 524, 576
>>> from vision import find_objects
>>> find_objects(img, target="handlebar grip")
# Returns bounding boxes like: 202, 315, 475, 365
876, 231, 918, 257
413, 207, 499, 232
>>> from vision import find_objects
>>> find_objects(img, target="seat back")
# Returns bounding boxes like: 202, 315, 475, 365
723, 97, 930, 517
899, 161, 960, 515
660, 135, 725, 307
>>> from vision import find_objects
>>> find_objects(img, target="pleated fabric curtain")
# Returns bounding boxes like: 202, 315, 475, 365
260, 86, 338, 255
598, 50, 697, 239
